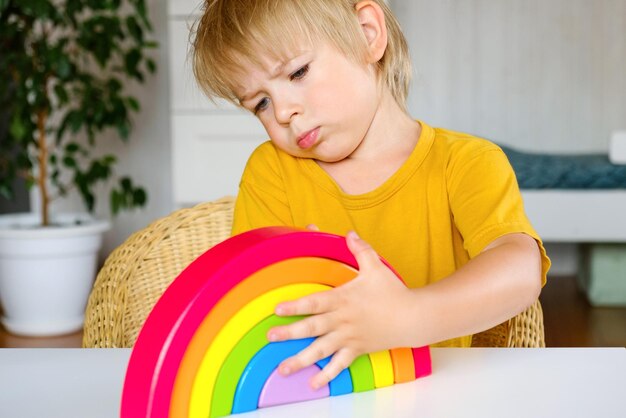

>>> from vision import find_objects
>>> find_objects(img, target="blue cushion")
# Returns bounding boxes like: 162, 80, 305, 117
499, 145, 626, 189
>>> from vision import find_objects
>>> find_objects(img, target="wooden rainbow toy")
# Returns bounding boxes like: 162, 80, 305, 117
121, 227, 432, 418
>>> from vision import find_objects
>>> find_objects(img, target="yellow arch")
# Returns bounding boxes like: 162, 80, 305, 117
370, 350, 394, 388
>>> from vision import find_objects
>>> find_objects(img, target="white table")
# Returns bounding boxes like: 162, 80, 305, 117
0, 348, 624, 418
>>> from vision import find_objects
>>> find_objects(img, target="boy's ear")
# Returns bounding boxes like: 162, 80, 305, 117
355, 1, 388, 63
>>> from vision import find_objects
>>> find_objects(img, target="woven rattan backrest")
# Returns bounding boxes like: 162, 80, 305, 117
471, 299, 546, 347
83, 195, 545, 348
82, 197, 235, 348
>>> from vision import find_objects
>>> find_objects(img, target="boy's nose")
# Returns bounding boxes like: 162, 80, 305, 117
273, 97, 301, 125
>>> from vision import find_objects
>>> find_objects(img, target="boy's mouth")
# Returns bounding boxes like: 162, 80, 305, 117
297, 127, 320, 149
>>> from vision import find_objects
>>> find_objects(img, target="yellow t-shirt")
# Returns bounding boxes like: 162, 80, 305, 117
232, 121, 551, 347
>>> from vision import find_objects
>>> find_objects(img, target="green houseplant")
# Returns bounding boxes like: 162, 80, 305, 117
0, 0, 156, 222
0, 0, 157, 336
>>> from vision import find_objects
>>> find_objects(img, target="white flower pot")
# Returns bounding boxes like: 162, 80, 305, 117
0, 213, 110, 336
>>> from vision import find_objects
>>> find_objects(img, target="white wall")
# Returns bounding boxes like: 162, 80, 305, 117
394, 0, 626, 153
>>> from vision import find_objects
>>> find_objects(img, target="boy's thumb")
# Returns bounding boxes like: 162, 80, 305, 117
346, 231, 379, 271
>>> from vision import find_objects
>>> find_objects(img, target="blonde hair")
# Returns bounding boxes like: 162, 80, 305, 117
192, 0, 412, 110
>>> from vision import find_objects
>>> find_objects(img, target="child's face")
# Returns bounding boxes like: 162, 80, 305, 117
234, 40, 381, 163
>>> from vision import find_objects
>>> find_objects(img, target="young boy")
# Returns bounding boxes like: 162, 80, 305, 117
192, 0, 550, 390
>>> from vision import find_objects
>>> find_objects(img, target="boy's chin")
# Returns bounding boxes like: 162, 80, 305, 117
318, 156, 346, 163
312, 154, 350, 164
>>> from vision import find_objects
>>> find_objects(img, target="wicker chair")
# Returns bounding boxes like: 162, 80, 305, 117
82, 196, 545, 348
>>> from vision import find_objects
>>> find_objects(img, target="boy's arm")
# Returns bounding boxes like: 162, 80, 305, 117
405, 231, 542, 347
268, 230, 542, 389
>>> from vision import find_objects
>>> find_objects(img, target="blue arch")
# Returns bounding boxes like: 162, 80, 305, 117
232, 338, 352, 414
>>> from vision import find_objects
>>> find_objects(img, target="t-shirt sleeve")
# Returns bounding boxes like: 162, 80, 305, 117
447, 142, 551, 285
231, 142, 294, 236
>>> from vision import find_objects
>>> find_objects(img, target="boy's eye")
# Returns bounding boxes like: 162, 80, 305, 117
289, 64, 309, 81
254, 97, 270, 114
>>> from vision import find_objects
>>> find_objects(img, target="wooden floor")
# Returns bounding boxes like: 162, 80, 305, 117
540, 275, 626, 347
1, 275, 625, 348
0, 327, 83, 348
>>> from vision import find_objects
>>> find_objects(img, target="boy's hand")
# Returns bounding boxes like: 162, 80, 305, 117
267, 231, 414, 390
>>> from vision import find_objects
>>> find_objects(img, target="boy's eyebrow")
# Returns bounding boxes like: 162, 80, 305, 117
268, 61, 287, 78
235, 82, 256, 103
236, 52, 311, 103
236, 62, 287, 103
237, 90, 255, 104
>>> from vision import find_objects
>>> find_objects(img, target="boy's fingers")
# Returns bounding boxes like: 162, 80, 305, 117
279, 337, 337, 377
267, 315, 330, 342
305, 224, 320, 231
275, 290, 333, 316
310, 349, 355, 390
346, 230, 381, 271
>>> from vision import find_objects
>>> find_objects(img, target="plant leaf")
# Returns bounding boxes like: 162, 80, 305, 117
132, 188, 147, 206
